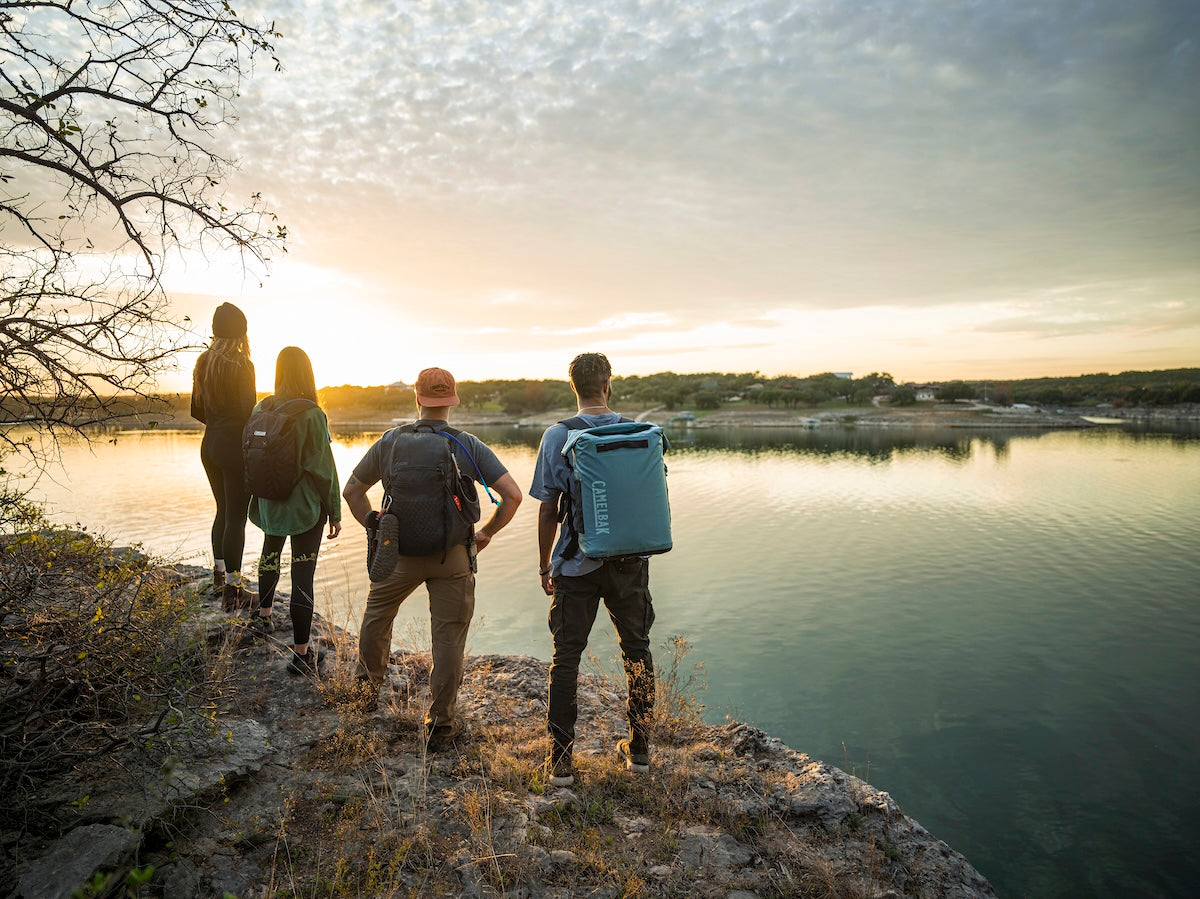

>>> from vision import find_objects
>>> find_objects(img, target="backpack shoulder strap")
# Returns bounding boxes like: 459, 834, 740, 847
559, 414, 635, 430
274, 397, 318, 416
555, 417, 595, 560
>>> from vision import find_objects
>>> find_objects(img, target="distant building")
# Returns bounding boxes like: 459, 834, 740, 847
833, 372, 854, 379
913, 384, 941, 402
386, 381, 412, 392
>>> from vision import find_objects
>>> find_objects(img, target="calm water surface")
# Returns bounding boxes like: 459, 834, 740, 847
20, 423, 1200, 897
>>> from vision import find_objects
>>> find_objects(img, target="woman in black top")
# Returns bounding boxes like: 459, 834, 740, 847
191, 303, 256, 610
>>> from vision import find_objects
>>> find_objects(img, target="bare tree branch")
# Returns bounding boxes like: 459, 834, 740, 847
1, 0, 285, 477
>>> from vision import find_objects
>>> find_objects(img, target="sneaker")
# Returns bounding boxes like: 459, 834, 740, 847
548, 753, 575, 787
287, 646, 326, 677
236, 613, 274, 646
617, 738, 650, 774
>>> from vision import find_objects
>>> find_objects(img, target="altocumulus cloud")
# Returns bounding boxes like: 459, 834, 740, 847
224, 0, 1198, 354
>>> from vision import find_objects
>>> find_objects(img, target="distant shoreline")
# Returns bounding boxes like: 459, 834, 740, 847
95, 402, 1200, 434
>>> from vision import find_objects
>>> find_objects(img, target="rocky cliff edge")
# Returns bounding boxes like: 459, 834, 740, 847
7, 564, 996, 899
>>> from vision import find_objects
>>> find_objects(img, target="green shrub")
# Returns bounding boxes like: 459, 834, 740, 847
0, 512, 218, 828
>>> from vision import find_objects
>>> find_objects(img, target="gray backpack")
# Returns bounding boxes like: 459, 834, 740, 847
379, 424, 481, 558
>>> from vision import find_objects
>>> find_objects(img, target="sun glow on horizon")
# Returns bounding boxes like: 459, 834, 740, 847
160, 257, 1199, 395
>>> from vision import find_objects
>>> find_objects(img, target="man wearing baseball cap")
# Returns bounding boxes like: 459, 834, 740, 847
343, 368, 523, 751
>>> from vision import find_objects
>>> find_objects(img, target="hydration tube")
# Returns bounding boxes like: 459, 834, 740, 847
438, 430, 501, 506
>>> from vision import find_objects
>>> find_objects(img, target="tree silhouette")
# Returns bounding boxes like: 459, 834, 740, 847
1, 0, 284, 457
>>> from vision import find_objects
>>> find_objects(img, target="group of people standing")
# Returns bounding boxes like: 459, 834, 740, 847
192, 302, 656, 783
191, 304, 340, 675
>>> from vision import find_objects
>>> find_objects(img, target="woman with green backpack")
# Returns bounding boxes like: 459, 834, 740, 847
246, 346, 342, 676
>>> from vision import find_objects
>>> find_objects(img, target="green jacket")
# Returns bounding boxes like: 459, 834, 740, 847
248, 397, 342, 536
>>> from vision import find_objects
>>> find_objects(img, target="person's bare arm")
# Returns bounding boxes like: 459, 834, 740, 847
473, 472, 523, 552
342, 475, 374, 527
537, 498, 559, 596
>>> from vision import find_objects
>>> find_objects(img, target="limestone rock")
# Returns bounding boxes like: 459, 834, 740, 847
5, 568, 997, 899
676, 824, 756, 870
526, 787, 580, 818
16, 824, 140, 899
157, 858, 202, 899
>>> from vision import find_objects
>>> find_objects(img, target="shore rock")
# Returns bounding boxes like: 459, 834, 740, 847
5, 568, 997, 898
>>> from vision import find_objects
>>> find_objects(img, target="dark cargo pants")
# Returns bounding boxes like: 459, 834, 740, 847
548, 558, 655, 757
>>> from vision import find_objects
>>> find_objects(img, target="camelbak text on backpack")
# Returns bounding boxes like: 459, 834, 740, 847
560, 419, 671, 560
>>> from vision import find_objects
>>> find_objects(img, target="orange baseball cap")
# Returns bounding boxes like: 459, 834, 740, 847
415, 367, 460, 406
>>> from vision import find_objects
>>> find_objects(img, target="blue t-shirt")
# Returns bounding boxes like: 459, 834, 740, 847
529, 412, 623, 577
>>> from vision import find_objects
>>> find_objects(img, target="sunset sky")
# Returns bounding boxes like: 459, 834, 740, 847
164, 0, 1199, 392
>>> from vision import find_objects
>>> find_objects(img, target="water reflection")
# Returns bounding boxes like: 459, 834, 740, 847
678, 425, 1132, 466
9, 422, 1200, 898
334, 419, 1200, 463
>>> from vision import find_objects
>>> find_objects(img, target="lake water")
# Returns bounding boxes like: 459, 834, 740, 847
16, 422, 1200, 897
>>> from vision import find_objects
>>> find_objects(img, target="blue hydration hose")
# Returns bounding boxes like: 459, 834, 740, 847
439, 430, 501, 506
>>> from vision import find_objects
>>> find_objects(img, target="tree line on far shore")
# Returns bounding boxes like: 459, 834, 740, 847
312, 368, 1200, 416
7, 368, 1197, 429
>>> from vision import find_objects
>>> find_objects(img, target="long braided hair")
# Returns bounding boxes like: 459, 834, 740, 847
194, 335, 252, 412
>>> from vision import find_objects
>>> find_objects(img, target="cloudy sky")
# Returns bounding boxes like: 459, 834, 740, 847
167, 0, 1199, 391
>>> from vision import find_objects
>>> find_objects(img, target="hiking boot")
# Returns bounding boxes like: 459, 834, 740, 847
548, 752, 575, 787
424, 726, 461, 754
221, 581, 255, 613
369, 511, 400, 582
247, 614, 275, 636
205, 568, 226, 597
287, 646, 326, 677
617, 738, 650, 774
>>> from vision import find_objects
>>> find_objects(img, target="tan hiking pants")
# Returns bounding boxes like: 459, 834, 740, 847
356, 543, 474, 731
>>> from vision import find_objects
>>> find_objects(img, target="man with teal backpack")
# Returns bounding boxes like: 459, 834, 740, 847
530, 353, 671, 787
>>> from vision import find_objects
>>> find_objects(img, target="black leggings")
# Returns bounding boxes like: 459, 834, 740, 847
257, 513, 326, 646
200, 425, 249, 573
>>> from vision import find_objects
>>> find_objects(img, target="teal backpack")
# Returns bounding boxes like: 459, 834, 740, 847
559, 417, 672, 560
